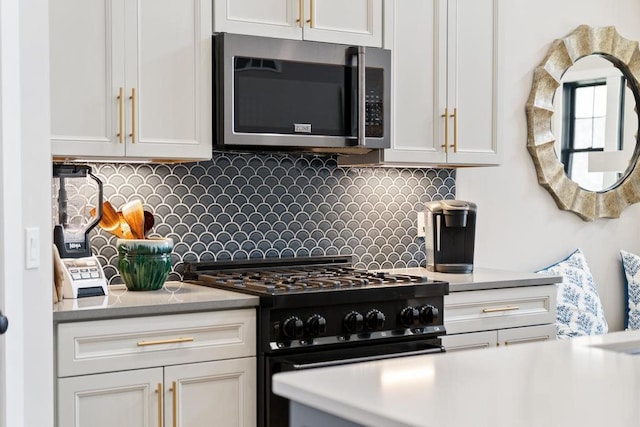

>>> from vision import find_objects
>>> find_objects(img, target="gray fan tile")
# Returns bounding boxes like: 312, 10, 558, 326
87, 156, 455, 282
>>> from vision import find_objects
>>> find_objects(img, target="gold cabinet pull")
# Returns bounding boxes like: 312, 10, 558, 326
129, 87, 136, 143
170, 381, 178, 427
117, 87, 124, 143
306, 0, 315, 27
482, 306, 520, 313
452, 107, 458, 152
440, 107, 449, 153
296, 0, 304, 28
156, 383, 163, 427
137, 337, 195, 347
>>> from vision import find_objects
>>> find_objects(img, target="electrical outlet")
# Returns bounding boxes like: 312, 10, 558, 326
416, 211, 426, 238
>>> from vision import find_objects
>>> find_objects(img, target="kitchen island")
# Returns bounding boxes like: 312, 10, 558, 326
273, 330, 640, 427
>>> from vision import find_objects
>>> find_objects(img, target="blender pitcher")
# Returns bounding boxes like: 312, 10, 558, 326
52, 164, 108, 298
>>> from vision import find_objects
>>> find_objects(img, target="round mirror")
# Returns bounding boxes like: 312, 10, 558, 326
552, 55, 639, 192
526, 25, 640, 221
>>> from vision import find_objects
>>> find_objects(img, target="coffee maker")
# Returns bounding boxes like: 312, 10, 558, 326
423, 200, 477, 273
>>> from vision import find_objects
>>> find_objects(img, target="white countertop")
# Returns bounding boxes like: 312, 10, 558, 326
273, 330, 640, 427
382, 267, 562, 291
53, 281, 258, 322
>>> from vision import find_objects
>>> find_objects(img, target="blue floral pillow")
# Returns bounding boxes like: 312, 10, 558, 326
620, 250, 640, 330
536, 249, 608, 339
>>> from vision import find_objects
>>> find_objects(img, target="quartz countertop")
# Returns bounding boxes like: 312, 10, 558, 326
381, 267, 562, 291
53, 281, 258, 323
273, 330, 640, 427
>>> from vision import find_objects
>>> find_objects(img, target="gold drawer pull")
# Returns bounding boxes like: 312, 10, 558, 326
129, 87, 136, 143
451, 107, 458, 152
137, 337, 195, 347
441, 107, 449, 153
170, 380, 178, 427
156, 383, 163, 427
296, 0, 303, 28
306, 0, 315, 27
116, 87, 124, 143
482, 306, 520, 313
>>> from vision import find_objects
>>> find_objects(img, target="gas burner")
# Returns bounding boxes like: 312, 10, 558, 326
185, 257, 436, 295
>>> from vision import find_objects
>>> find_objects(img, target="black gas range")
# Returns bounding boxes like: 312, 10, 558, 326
183, 255, 449, 427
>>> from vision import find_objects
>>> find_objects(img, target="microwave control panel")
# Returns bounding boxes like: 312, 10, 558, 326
365, 67, 384, 138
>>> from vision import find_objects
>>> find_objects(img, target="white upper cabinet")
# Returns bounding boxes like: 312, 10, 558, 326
50, 0, 212, 162
445, 0, 500, 165
213, 0, 382, 47
340, 0, 501, 167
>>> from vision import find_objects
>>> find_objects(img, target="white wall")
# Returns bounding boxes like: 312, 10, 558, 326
0, 0, 53, 426
457, 0, 640, 332
19, 0, 54, 423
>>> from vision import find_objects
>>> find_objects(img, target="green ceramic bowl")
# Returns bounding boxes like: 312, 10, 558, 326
117, 238, 174, 291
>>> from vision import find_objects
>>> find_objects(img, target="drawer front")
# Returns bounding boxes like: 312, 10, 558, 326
499, 324, 556, 346
58, 309, 256, 377
444, 285, 556, 335
441, 330, 498, 353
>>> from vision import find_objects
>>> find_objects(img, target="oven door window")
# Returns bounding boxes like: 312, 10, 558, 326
233, 56, 353, 137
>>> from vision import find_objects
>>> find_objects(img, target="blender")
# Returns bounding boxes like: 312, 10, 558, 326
53, 164, 108, 298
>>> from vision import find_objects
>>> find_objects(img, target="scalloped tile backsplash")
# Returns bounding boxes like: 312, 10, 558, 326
72, 152, 455, 284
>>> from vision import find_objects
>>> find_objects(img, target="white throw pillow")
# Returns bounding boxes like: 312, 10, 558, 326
536, 249, 608, 339
620, 249, 640, 330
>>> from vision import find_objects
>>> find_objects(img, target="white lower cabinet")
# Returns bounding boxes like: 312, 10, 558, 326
165, 358, 256, 427
56, 310, 257, 427
58, 368, 162, 427
442, 324, 557, 352
441, 285, 557, 352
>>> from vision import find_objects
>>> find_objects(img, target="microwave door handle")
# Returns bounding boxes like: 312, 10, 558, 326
357, 46, 366, 147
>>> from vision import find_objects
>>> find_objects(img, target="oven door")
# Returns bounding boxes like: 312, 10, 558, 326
262, 338, 443, 427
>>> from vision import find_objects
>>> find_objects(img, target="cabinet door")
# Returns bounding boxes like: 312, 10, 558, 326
213, 0, 303, 40
382, 0, 447, 165
124, 0, 212, 161
445, 0, 500, 165
57, 368, 162, 427
164, 357, 257, 427
498, 324, 556, 347
50, 0, 126, 159
441, 330, 498, 352
304, 0, 382, 47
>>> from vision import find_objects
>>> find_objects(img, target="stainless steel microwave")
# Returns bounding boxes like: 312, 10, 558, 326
213, 33, 391, 154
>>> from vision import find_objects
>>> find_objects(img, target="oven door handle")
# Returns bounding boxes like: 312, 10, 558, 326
281, 347, 444, 371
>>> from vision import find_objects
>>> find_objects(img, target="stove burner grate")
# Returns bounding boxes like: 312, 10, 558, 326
197, 267, 428, 294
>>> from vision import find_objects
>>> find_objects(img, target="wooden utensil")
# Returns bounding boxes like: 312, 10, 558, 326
143, 211, 155, 237
121, 199, 145, 239
117, 212, 135, 239
90, 201, 125, 238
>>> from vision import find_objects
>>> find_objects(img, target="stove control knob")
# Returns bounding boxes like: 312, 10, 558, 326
418, 305, 439, 325
305, 314, 327, 337
343, 311, 364, 334
365, 309, 386, 331
281, 316, 304, 340
399, 306, 419, 327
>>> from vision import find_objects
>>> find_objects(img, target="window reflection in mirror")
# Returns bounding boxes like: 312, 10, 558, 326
552, 55, 638, 192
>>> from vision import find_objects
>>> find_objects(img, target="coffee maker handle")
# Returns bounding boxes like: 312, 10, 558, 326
86, 171, 103, 234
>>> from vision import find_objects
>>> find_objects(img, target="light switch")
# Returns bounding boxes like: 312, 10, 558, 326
25, 227, 40, 269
